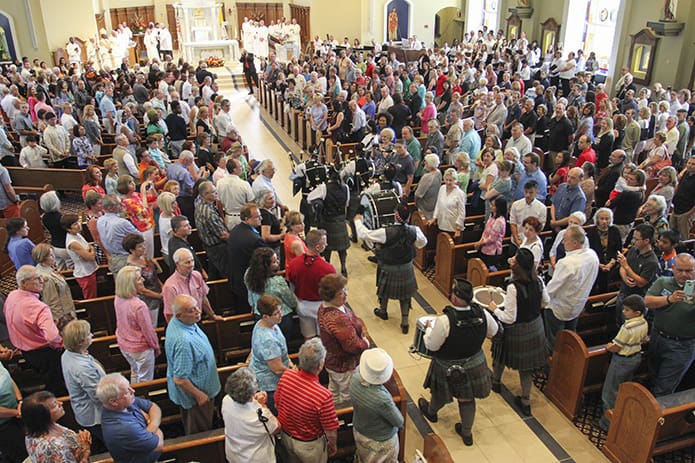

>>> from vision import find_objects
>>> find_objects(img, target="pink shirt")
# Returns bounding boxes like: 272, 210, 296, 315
4, 289, 63, 351
114, 296, 160, 353
481, 216, 506, 257
162, 270, 210, 319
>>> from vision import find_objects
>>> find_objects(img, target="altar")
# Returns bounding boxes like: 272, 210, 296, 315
174, 0, 239, 64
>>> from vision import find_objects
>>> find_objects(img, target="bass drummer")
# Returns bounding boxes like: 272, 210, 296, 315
355, 201, 427, 334
307, 166, 351, 277
290, 149, 328, 230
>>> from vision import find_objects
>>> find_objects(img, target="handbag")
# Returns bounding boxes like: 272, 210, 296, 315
258, 408, 287, 463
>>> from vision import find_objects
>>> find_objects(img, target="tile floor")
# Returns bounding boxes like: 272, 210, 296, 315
217, 68, 609, 463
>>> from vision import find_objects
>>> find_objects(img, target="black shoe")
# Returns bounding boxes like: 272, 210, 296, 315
373, 308, 388, 320
455, 423, 473, 446
418, 398, 438, 423
248, 90, 254, 94
341, 269, 348, 278
515, 396, 531, 416
401, 324, 409, 334
491, 382, 501, 394
367, 255, 378, 263
350, 235, 358, 243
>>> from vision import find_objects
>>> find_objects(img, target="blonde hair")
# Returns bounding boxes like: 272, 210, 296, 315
115, 265, 141, 298
157, 192, 177, 215
63, 320, 92, 352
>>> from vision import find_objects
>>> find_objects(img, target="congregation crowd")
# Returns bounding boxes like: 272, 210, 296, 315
0, 16, 692, 463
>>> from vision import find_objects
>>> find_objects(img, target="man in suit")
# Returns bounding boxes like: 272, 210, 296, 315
240, 49, 259, 95
227, 203, 268, 312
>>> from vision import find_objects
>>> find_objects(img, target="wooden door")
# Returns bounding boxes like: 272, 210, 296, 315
289, 4, 310, 51
165, 4, 179, 51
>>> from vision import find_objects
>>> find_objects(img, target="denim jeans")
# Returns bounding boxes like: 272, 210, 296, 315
544, 309, 579, 355
648, 329, 695, 396
601, 353, 642, 411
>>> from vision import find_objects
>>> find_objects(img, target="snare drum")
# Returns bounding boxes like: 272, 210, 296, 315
410, 316, 437, 358
360, 190, 400, 229
472, 286, 506, 309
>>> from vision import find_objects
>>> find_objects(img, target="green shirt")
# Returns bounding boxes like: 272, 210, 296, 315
349, 371, 403, 441
0, 363, 17, 425
405, 137, 423, 177
647, 276, 695, 338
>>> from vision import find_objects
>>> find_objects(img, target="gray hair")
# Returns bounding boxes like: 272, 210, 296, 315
254, 188, 273, 208
423, 153, 439, 170
257, 159, 274, 174
298, 337, 326, 373
114, 134, 128, 145
380, 127, 395, 141
569, 211, 587, 225
646, 194, 667, 216
179, 150, 194, 162
224, 367, 258, 404
16, 265, 38, 287
171, 294, 196, 316
39, 190, 61, 213
594, 207, 614, 226
96, 373, 128, 405
173, 247, 193, 264
102, 194, 121, 211
197, 181, 215, 197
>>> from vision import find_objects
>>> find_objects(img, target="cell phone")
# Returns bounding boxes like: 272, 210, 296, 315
684, 280, 695, 299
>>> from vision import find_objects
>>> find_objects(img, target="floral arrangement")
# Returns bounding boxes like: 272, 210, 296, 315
131, 15, 147, 34
207, 56, 225, 67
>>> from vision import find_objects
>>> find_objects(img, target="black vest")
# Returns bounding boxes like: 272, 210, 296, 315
379, 224, 416, 265
323, 181, 347, 218
435, 305, 487, 360
512, 278, 543, 324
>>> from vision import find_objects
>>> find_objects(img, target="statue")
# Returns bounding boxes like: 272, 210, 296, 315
388, 8, 398, 42
663, 0, 677, 21
518, 0, 530, 7
0, 27, 10, 62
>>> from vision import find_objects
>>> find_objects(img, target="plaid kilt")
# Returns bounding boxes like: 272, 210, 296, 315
376, 262, 418, 300
423, 349, 491, 402
491, 315, 546, 372
321, 217, 350, 251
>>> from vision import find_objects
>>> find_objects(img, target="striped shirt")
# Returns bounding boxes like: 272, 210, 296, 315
612, 315, 648, 356
275, 369, 339, 441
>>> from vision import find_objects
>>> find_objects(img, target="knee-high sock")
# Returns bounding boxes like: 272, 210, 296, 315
458, 400, 476, 436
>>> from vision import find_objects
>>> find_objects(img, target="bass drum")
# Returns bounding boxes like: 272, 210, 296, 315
360, 190, 400, 230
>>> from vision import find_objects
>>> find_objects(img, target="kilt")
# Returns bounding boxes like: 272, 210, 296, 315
376, 262, 418, 300
321, 216, 350, 251
423, 349, 491, 402
491, 315, 546, 372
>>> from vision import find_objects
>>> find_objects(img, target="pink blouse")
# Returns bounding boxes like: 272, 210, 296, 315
114, 296, 159, 354
421, 103, 437, 134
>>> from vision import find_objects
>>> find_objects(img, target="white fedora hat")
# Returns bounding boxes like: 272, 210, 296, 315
359, 348, 393, 385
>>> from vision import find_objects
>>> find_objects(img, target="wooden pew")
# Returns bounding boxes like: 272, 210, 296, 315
423, 432, 455, 463
543, 330, 612, 420
602, 382, 695, 463
412, 211, 437, 269
85, 366, 407, 463
8, 166, 85, 191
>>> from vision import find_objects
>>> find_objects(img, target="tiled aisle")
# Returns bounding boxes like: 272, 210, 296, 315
217, 69, 609, 463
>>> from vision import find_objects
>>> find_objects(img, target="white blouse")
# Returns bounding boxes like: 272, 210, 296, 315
433, 185, 466, 233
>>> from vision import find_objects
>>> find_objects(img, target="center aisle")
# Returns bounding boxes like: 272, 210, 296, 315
218, 69, 608, 463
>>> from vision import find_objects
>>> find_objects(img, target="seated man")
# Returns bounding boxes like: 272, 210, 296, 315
97, 373, 163, 463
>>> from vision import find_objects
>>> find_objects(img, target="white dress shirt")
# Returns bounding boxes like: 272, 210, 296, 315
221, 396, 278, 463
509, 198, 547, 227
546, 247, 599, 320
